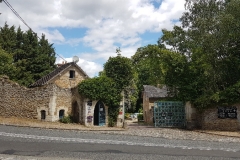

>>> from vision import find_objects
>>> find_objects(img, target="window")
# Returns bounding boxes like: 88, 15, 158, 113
69, 70, 75, 78
59, 110, 65, 119
41, 110, 46, 120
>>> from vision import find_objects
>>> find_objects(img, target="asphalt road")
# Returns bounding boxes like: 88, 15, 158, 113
0, 125, 240, 160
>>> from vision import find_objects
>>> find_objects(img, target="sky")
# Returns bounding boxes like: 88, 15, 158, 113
0, 0, 185, 77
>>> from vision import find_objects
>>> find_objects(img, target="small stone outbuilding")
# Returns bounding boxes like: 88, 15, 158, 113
142, 85, 169, 124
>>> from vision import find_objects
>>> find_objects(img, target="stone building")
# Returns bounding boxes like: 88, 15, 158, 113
142, 85, 169, 124
0, 62, 109, 126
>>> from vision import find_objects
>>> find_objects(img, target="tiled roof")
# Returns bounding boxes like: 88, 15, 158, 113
143, 85, 169, 98
29, 62, 89, 88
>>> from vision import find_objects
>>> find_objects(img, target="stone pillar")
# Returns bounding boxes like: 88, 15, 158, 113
84, 99, 96, 126
185, 101, 197, 130
47, 90, 57, 121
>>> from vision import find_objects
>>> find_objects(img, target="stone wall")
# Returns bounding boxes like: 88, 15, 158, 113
142, 92, 158, 124
0, 76, 51, 119
0, 76, 82, 122
197, 105, 240, 131
40, 84, 74, 121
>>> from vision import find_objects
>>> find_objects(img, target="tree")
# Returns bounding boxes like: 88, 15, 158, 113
158, 0, 240, 109
104, 55, 134, 91
0, 47, 16, 79
0, 23, 56, 86
30, 34, 56, 81
132, 44, 165, 89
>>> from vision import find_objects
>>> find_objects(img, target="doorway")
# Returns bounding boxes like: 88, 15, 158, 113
72, 101, 79, 123
94, 101, 106, 126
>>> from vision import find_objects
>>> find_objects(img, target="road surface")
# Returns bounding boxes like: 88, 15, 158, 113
0, 125, 239, 160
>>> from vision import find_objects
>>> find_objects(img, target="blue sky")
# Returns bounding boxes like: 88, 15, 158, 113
0, 0, 185, 77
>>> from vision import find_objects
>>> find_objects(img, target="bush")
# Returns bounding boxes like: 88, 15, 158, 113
137, 113, 143, 121
125, 113, 131, 119
59, 116, 72, 124
108, 117, 115, 127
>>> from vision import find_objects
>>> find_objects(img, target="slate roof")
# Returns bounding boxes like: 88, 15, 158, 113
29, 62, 89, 88
143, 85, 169, 98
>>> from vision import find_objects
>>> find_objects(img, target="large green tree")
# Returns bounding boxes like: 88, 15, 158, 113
132, 44, 165, 89
0, 23, 56, 86
158, 0, 240, 109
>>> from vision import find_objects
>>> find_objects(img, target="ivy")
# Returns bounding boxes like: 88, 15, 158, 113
78, 55, 134, 126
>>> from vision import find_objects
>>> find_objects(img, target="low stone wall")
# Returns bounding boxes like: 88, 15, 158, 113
0, 76, 51, 119
197, 105, 240, 131
0, 76, 76, 121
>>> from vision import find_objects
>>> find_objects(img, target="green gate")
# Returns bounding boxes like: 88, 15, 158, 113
154, 101, 185, 128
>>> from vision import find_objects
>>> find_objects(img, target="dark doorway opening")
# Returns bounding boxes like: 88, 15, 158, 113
94, 101, 105, 126
59, 110, 65, 119
41, 110, 46, 120
72, 101, 79, 123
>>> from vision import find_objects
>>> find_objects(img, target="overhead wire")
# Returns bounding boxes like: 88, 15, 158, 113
2, 0, 67, 62
3, 0, 32, 31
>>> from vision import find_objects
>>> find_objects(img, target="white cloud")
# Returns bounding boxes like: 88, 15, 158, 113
37, 29, 65, 44
55, 57, 102, 77
1, 0, 185, 42
1, 0, 186, 78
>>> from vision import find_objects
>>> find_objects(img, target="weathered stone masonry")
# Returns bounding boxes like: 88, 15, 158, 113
0, 76, 75, 121
197, 106, 240, 131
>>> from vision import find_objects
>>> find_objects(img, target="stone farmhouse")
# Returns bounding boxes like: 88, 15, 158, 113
142, 85, 240, 131
0, 62, 111, 127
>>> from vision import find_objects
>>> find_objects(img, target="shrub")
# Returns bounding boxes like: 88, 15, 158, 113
108, 117, 115, 127
125, 113, 131, 119
59, 116, 72, 124
137, 113, 143, 121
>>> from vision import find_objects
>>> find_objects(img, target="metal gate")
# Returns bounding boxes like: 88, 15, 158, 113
154, 101, 185, 128
98, 101, 106, 126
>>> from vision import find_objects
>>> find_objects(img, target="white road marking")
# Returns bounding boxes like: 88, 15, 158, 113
0, 132, 238, 152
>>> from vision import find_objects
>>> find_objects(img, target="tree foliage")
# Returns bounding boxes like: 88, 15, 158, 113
0, 23, 56, 86
0, 47, 16, 79
132, 44, 165, 89
78, 76, 121, 107
104, 55, 134, 91
158, 0, 240, 109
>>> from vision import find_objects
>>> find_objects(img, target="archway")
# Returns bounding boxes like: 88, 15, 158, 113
94, 101, 106, 126
72, 101, 79, 123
